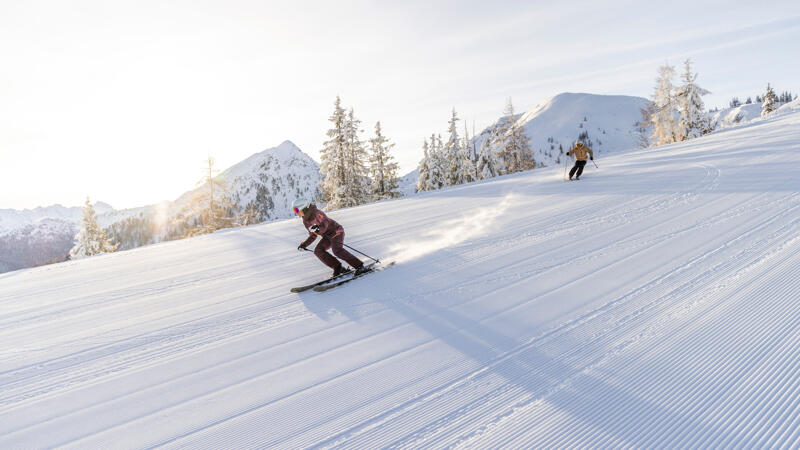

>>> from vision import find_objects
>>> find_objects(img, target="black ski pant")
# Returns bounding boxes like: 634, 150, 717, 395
569, 160, 587, 179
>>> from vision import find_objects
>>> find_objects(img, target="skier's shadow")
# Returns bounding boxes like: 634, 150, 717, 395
295, 291, 339, 321
342, 275, 726, 446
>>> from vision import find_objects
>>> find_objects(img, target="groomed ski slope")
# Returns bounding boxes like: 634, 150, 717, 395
2, 110, 800, 448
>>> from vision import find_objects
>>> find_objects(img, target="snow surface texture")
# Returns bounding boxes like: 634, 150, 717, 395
2, 110, 800, 448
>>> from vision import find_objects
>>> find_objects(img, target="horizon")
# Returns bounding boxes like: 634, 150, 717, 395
2, 1, 799, 210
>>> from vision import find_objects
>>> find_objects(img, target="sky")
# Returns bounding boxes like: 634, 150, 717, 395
2, 0, 799, 210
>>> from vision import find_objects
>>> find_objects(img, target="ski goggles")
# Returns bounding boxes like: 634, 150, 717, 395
293, 206, 309, 216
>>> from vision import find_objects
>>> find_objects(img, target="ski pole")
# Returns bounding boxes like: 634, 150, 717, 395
304, 234, 381, 264
338, 240, 380, 264
591, 159, 598, 168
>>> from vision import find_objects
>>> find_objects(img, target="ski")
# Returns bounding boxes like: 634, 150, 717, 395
312, 261, 395, 292
290, 267, 357, 293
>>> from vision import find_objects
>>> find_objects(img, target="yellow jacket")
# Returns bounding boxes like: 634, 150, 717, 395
567, 143, 594, 161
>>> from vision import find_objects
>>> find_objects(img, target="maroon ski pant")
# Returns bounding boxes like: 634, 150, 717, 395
314, 232, 363, 269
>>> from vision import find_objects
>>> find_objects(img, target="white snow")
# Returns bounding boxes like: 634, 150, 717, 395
2, 109, 800, 447
475, 92, 650, 164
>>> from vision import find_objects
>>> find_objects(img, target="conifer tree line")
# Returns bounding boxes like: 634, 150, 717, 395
647, 58, 712, 146
417, 98, 533, 193
319, 96, 400, 209
646, 58, 796, 148
727, 90, 794, 109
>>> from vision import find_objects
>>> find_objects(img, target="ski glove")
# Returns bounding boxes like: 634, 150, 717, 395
310, 224, 320, 233
590, 156, 594, 160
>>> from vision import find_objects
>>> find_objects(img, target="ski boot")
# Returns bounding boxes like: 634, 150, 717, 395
354, 264, 371, 276
332, 264, 351, 278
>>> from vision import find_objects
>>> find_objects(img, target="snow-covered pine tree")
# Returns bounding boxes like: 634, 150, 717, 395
416, 138, 432, 192
650, 64, 679, 146
450, 121, 476, 185
428, 133, 447, 190
320, 96, 349, 208
636, 103, 655, 148
676, 59, 711, 140
443, 108, 465, 186
496, 98, 534, 173
761, 83, 779, 117
320, 98, 369, 209
462, 122, 479, 182
343, 108, 370, 207
69, 197, 119, 259
368, 121, 400, 200
476, 135, 500, 180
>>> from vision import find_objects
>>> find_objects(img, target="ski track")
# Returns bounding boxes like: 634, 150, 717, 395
1, 112, 800, 448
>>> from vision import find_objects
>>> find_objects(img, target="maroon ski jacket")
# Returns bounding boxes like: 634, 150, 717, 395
300, 206, 343, 248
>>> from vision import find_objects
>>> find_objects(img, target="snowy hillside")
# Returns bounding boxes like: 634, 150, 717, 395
0, 218, 76, 272
170, 141, 322, 222
398, 168, 419, 196
2, 109, 800, 447
475, 92, 650, 165
0, 141, 322, 272
0, 202, 114, 231
221, 140, 322, 221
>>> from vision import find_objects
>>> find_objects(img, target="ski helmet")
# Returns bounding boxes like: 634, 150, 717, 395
292, 198, 311, 216
575, 140, 584, 147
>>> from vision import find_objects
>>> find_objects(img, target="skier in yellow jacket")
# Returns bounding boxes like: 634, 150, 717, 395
566, 141, 594, 181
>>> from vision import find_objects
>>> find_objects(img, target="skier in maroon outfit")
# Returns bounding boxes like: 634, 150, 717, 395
293, 198, 367, 277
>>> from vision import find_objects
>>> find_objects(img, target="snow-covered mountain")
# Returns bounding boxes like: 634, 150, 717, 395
0, 141, 321, 273
173, 140, 322, 222
398, 168, 419, 196
0, 218, 76, 272
402, 92, 651, 192
709, 99, 799, 130
2, 107, 800, 447
476, 92, 650, 164
0, 202, 114, 231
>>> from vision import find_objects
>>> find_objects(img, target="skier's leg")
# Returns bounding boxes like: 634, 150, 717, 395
576, 160, 586, 178
314, 237, 340, 269
330, 232, 364, 269
569, 162, 579, 178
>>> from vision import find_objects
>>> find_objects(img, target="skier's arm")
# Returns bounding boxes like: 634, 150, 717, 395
314, 211, 332, 236
300, 233, 316, 248
587, 148, 594, 160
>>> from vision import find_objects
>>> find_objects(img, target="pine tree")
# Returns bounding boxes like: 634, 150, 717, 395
761, 83, 778, 116
320, 96, 349, 208
444, 121, 476, 185
178, 157, 235, 237
676, 59, 711, 140
368, 121, 400, 200
427, 133, 447, 190
416, 138, 432, 192
343, 108, 370, 206
319, 97, 369, 209
636, 103, 655, 148
495, 98, 534, 173
650, 64, 679, 146
476, 136, 500, 180
443, 108, 464, 186
69, 197, 118, 259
